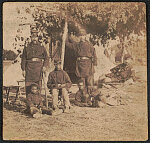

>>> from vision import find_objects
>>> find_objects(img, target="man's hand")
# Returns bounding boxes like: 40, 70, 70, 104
22, 71, 25, 77
42, 67, 47, 76
30, 106, 39, 113
42, 67, 46, 72
58, 84, 66, 88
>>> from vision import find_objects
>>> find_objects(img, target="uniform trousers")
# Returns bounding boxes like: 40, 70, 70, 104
52, 88, 70, 109
81, 75, 94, 87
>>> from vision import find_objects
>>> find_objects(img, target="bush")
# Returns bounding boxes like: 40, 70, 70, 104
3, 50, 17, 60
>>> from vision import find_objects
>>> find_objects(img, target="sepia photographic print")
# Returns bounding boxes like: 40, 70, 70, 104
3, 2, 148, 141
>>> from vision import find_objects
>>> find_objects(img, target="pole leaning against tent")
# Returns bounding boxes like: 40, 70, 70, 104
61, 16, 68, 69
43, 73, 48, 109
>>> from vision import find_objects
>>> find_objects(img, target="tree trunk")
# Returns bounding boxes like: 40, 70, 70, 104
61, 18, 68, 69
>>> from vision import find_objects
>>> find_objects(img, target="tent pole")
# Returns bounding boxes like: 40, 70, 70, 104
61, 17, 68, 69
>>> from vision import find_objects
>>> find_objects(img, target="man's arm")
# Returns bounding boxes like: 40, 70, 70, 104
47, 73, 58, 89
26, 94, 34, 108
75, 90, 82, 102
64, 71, 72, 89
92, 48, 97, 66
38, 94, 43, 108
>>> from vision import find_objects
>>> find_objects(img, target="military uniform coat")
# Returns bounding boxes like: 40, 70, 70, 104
47, 69, 72, 90
21, 42, 49, 82
75, 41, 97, 78
26, 92, 43, 108
66, 39, 97, 78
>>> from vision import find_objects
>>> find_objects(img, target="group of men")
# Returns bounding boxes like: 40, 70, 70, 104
21, 26, 97, 117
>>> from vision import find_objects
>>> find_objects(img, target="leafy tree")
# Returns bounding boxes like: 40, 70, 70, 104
13, 2, 146, 63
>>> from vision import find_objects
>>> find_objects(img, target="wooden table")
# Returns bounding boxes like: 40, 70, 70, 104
3, 80, 25, 103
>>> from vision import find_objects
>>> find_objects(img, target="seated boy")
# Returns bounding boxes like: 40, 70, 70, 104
26, 83, 43, 118
74, 79, 92, 107
47, 59, 72, 115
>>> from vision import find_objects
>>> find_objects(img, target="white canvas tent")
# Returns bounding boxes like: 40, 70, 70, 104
3, 55, 24, 87
94, 45, 115, 82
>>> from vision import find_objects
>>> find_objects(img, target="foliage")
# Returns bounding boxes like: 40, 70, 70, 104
14, 3, 146, 46
3, 50, 18, 60
66, 2, 146, 45
13, 2, 146, 64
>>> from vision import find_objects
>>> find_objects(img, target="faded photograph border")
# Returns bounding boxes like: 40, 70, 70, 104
1, 0, 150, 142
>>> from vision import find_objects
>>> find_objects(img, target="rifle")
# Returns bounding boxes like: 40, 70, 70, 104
43, 72, 48, 109
102, 82, 121, 89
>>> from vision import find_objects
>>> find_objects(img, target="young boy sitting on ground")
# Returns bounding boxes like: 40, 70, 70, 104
26, 83, 43, 118
74, 79, 92, 107
47, 59, 72, 115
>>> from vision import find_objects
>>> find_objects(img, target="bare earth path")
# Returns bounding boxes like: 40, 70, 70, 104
3, 66, 148, 141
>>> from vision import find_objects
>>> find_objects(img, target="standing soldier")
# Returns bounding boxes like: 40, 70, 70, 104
75, 35, 97, 91
21, 25, 49, 96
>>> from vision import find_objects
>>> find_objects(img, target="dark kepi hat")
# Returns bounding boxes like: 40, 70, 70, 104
31, 29, 38, 37
30, 82, 39, 89
31, 27, 38, 33
31, 29, 38, 33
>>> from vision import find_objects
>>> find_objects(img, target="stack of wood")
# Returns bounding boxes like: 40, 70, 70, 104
105, 62, 134, 83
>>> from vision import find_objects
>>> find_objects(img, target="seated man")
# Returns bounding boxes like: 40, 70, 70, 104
74, 79, 92, 107
47, 59, 72, 115
26, 83, 43, 118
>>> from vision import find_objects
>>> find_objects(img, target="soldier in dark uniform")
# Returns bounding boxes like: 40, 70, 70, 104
47, 59, 72, 115
21, 26, 49, 96
75, 36, 97, 90
66, 35, 97, 90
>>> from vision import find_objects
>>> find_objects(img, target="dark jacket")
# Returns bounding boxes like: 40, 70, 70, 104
21, 41, 49, 82
75, 41, 97, 78
47, 69, 72, 90
75, 88, 88, 102
26, 92, 43, 108
66, 39, 97, 78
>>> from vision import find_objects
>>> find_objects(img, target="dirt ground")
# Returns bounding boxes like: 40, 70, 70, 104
3, 65, 148, 141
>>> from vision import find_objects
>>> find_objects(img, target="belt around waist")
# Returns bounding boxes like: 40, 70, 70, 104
77, 57, 91, 60
28, 58, 43, 62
